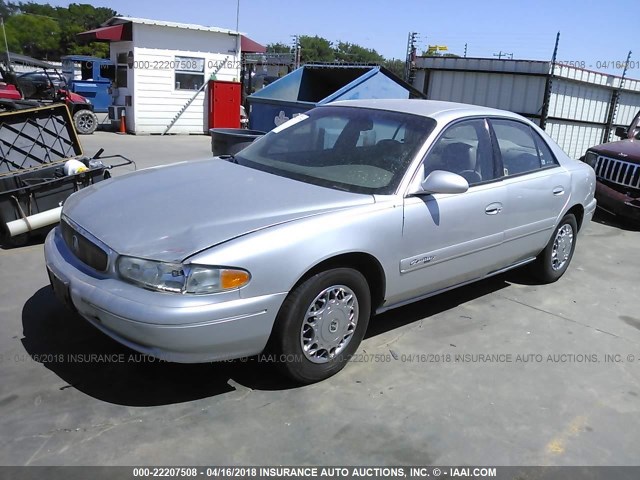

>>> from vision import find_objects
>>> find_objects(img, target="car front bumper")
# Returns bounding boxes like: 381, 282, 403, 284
44, 228, 287, 363
595, 181, 640, 223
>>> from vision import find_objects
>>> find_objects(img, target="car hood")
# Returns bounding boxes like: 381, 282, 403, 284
589, 139, 640, 163
63, 158, 374, 262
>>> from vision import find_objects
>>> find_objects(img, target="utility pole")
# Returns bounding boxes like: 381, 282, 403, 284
291, 35, 301, 69
404, 31, 418, 84
235, 0, 241, 81
603, 49, 633, 142
1, 18, 10, 65
235, 0, 240, 32
539, 31, 561, 130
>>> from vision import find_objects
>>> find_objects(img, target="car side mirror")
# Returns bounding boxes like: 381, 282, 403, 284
615, 126, 628, 139
411, 170, 469, 195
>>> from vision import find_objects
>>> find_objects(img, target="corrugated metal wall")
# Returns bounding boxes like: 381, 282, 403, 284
414, 57, 640, 159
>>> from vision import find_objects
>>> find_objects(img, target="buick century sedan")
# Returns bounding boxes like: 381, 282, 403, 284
45, 100, 597, 383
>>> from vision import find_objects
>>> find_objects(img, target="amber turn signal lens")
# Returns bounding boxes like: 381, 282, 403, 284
220, 269, 250, 289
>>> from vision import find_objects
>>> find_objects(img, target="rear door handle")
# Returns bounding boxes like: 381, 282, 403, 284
485, 202, 503, 215
552, 187, 565, 196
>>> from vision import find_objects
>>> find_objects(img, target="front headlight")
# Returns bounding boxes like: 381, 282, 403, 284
117, 256, 250, 294
584, 151, 598, 168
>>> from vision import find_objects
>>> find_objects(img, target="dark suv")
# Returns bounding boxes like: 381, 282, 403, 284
583, 111, 640, 224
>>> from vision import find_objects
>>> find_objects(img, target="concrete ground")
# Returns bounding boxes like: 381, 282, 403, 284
0, 131, 639, 466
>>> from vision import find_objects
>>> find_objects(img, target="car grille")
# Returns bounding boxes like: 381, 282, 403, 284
593, 155, 640, 190
60, 219, 108, 272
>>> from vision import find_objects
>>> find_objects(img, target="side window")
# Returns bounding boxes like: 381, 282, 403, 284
319, 116, 348, 149
424, 119, 496, 185
265, 120, 314, 154
174, 56, 205, 90
533, 133, 559, 167
491, 119, 556, 176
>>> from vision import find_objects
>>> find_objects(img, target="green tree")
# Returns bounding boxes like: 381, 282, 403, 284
299, 35, 334, 63
383, 58, 405, 78
1, 2, 117, 60
266, 42, 292, 54
334, 41, 383, 64
5, 14, 60, 59
59, 3, 115, 57
69, 41, 109, 58
12, 1, 57, 18
0, 0, 19, 19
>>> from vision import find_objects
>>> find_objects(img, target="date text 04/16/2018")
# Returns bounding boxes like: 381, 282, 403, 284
557, 60, 639, 70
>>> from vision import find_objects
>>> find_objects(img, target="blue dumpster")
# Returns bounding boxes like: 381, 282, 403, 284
247, 64, 425, 132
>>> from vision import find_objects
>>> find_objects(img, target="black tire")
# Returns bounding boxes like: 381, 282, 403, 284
73, 109, 98, 135
530, 213, 578, 283
270, 268, 371, 384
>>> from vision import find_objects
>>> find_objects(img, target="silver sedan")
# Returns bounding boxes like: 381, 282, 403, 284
44, 100, 597, 383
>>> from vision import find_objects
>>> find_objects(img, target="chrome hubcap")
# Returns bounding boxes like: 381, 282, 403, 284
551, 224, 574, 271
300, 285, 359, 364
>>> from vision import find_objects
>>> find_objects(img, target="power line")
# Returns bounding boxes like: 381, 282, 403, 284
493, 51, 513, 60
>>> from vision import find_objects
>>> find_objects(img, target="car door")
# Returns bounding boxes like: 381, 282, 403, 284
392, 118, 507, 305
488, 118, 571, 264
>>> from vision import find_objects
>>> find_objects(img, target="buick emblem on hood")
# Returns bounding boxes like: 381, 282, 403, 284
619, 152, 628, 157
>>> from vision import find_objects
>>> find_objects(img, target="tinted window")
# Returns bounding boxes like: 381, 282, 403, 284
533, 132, 559, 168
424, 119, 496, 185
235, 106, 436, 194
491, 119, 557, 176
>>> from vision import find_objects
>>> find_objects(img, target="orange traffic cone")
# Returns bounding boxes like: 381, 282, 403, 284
117, 110, 127, 135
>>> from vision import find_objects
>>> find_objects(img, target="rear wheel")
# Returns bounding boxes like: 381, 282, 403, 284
270, 268, 371, 384
530, 213, 577, 283
73, 109, 98, 134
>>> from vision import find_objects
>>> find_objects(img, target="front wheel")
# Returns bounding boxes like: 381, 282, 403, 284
530, 213, 578, 283
73, 109, 98, 135
270, 268, 371, 384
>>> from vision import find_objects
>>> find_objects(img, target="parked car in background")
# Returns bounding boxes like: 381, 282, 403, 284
45, 100, 596, 384
582, 110, 640, 224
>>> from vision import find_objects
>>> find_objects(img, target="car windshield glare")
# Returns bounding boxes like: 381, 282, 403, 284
235, 106, 436, 194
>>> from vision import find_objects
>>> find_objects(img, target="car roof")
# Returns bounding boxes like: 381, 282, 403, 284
328, 99, 525, 124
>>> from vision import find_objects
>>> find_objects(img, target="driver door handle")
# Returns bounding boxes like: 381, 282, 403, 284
485, 202, 503, 215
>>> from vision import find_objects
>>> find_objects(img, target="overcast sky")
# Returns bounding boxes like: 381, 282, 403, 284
45, 0, 637, 77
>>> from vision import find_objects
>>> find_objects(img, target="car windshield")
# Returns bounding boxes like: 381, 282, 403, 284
235, 106, 436, 194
